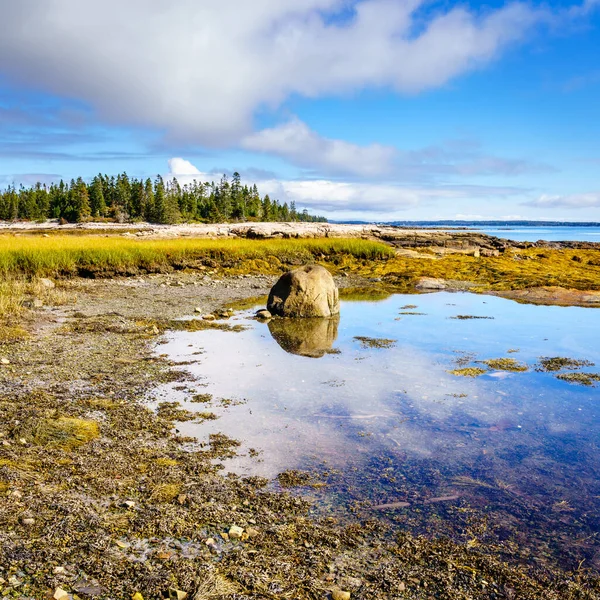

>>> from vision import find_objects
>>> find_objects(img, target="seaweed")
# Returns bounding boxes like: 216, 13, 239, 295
353, 336, 397, 349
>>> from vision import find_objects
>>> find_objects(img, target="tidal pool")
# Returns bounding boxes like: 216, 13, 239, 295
152, 292, 600, 569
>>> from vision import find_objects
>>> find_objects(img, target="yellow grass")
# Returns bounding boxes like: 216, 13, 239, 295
0, 235, 393, 278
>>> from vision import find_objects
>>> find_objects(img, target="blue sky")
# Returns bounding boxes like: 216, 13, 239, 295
0, 0, 599, 221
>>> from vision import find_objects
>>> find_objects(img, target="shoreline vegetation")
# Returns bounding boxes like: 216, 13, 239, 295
2, 223, 600, 598
1, 223, 599, 321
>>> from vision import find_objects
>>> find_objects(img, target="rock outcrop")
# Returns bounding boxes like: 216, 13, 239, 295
267, 265, 339, 318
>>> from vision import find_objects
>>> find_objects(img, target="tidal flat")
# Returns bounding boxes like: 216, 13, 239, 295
1, 230, 600, 599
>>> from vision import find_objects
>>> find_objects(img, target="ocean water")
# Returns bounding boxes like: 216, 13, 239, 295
473, 225, 600, 243
152, 292, 600, 569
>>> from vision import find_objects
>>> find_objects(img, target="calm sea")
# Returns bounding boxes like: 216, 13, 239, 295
472, 225, 600, 243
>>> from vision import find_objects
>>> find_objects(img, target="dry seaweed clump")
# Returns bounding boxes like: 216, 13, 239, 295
353, 336, 396, 349
448, 367, 487, 378
23, 416, 99, 450
451, 315, 495, 320
156, 401, 197, 422
536, 356, 595, 372
556, 372, 600, 387
481, 358, 528, 372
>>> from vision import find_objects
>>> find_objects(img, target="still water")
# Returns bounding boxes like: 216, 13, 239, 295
153, 292, 600, 568
473, 225, 600, 243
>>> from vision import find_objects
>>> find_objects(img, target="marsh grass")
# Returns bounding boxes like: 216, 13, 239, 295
0, 235, 393, 278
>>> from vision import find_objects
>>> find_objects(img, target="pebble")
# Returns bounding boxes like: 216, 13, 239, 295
202, 314, 216, 321
40, 278, 55, 289
53, 567, 66, 575
168, 588, 188, 600
228, 525, 244, 539
332, 591, 351, 600
131, 593, 144, 600
1, 358, 10, 365
123, 501, 136, 509
21, 517, 35, 526
255, 309, 272, 320
194, 307, 203, 313
54, 588, 70, 600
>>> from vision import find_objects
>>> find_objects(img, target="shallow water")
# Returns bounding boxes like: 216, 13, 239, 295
153, 292, 600, 568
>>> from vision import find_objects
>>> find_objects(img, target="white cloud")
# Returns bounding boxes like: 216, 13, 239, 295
242, 119, 396, 176
525, 192, 600, 209
167, 157, 202, 177
0, 0, 552, 146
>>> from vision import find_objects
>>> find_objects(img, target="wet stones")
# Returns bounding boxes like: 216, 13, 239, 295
415, 276, 446, 290
267, 265, 340, 318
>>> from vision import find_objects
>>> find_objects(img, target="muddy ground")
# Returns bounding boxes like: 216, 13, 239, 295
1, 273, 600, 599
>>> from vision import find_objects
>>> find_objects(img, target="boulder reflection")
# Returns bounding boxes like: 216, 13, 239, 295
267, 316, 339, 358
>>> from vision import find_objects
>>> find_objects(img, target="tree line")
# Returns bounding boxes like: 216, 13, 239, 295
0, 172, 326, 224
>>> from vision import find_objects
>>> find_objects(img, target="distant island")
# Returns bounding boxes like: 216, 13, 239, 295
335, 219, 600, 227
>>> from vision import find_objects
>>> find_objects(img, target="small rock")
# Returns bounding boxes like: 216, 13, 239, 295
415, 277, 446, 290
204, 537, 216, 545
131, 593, 144, 600
245, 527, 260, 538
202, 314, 216, 321
54, 588, 70, 600
40, 278, 55, 289
1, 358, 10, 365
332, 591, 351, 600
123, 501, 136, 509
21, 517, 35, 526
194, 307, 203, 313
168, 589, 188, 600
220, 532, 230, 541
228, 525, 244, 539
53, 567, 66, 575
32, 298, 44, 308
255, 309, 272, 320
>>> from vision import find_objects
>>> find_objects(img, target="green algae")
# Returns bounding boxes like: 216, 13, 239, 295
448, 367, 487, 378
556, 372, 600, 387
536, 357, 595, 372
353, 336, 397, 349
481, 358, 528, 372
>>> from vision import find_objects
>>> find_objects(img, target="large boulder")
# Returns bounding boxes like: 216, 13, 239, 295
267, 265, 340, 318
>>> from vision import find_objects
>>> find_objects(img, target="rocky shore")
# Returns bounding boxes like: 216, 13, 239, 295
3, 220, 598, 252
1, 225, 600, 598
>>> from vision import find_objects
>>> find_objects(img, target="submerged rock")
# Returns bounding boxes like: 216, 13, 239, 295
268, 316, 339, 358
267, 265, 339, 318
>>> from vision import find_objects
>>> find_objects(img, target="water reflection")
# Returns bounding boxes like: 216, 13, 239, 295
268, 316, 339, 358
151, 292, 600, 570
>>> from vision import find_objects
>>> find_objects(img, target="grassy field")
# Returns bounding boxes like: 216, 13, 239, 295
0, 235, 393, 279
